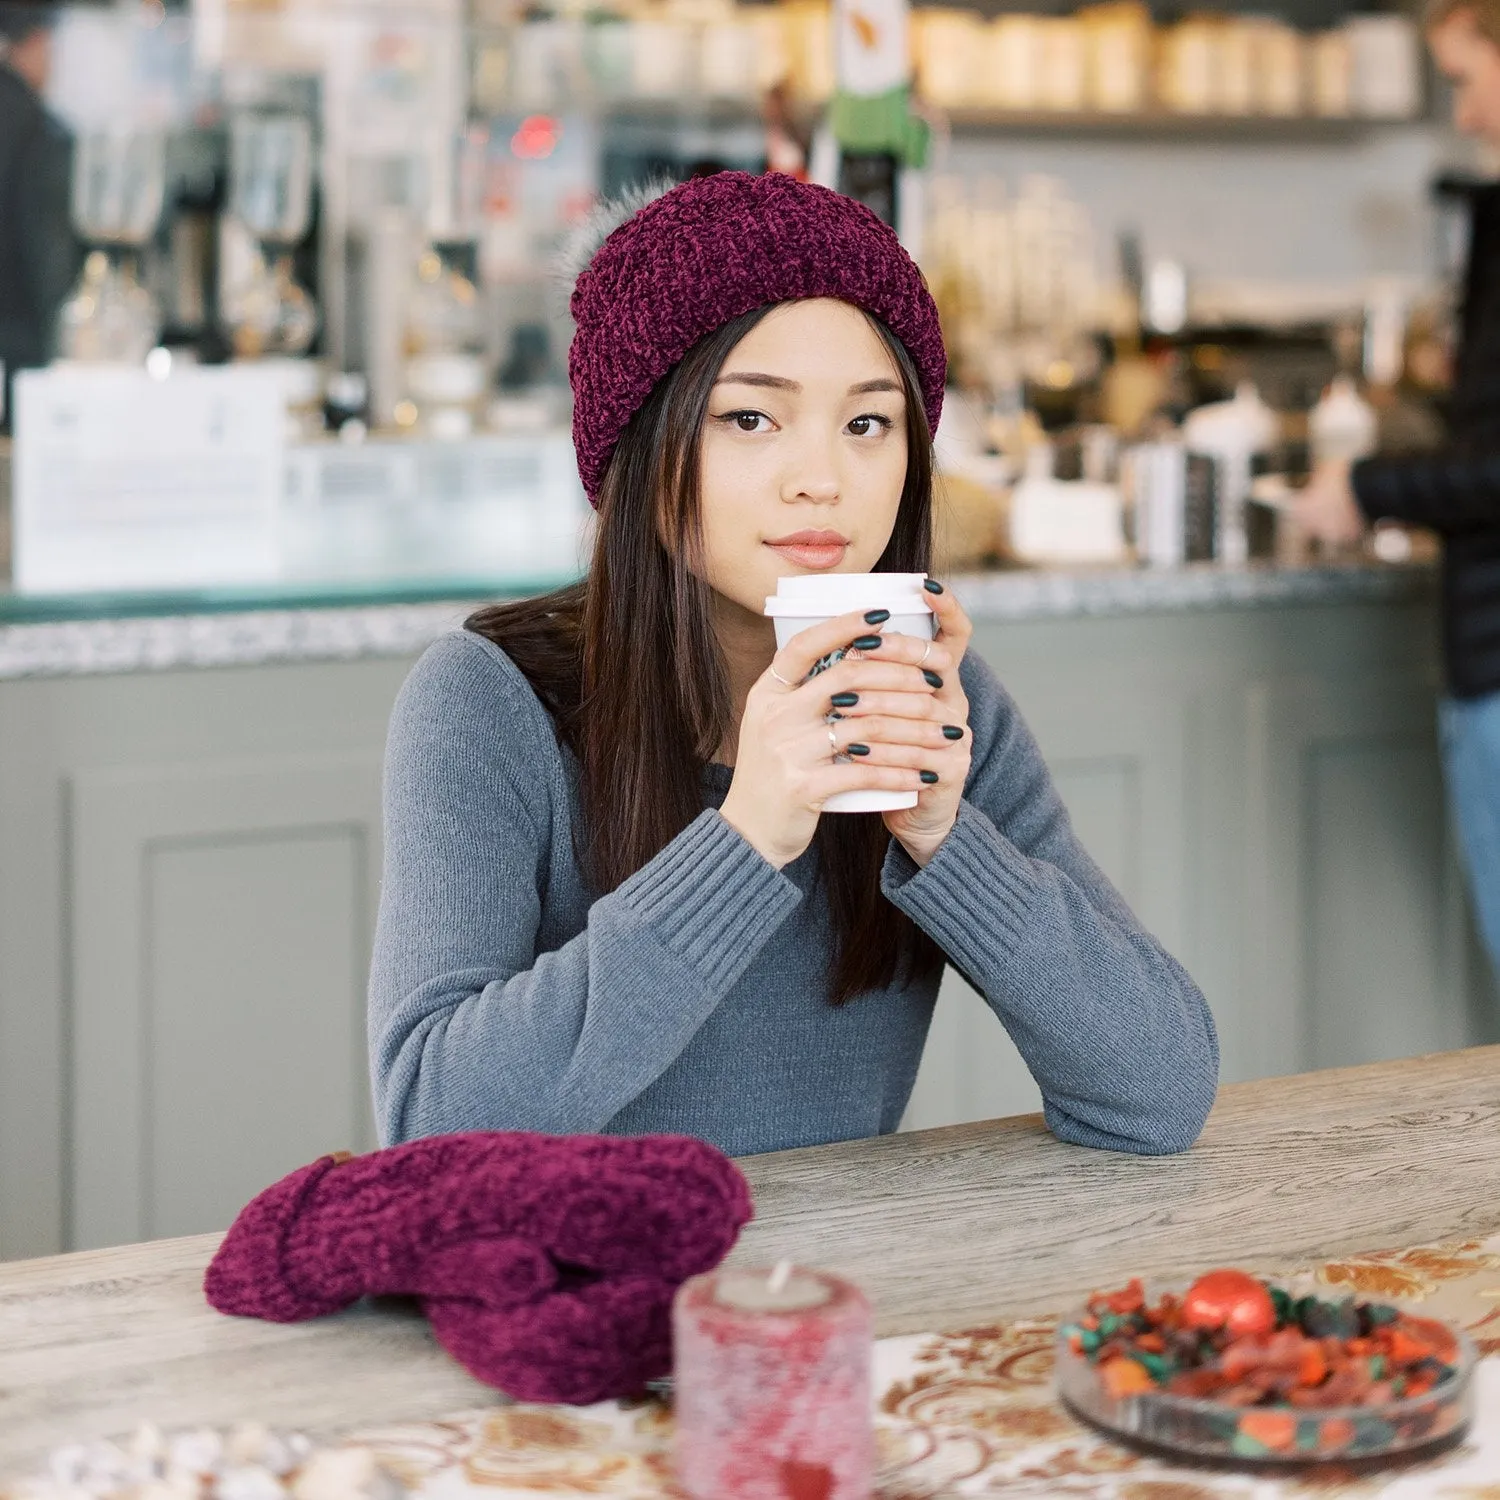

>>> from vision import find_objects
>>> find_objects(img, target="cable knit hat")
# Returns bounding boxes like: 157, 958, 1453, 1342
567, 171, 947, 506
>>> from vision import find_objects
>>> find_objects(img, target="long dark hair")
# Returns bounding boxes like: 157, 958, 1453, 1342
468, 303, 943, 1005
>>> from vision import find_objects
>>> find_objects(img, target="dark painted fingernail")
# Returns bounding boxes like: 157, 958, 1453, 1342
831, 691, 859, 708
942, 724, 964, 740
922, 670, 943, 689
920, 769, 940, 784
851, 634, 883, 651
923, 579, 944, 594
864, 608, 890, 624
847, 742, 870, 756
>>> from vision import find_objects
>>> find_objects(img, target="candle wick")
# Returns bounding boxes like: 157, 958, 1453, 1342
767, 1259, 793, 1295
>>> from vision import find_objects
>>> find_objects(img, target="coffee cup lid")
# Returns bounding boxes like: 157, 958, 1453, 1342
762, 572, 933, 617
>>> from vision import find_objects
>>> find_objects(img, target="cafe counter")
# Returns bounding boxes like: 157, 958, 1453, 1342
0, 559, 1437, 678
1, 559, 1492, 1271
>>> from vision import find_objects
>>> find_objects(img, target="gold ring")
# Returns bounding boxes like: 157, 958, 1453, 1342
919, 640, 933, 667
770, 665, 796, 688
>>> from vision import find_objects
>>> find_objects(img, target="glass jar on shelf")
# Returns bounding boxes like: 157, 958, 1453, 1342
1310, 30, 1354, 117
1082, 2, 1151, 115
989, 16, 1043, 112
1037, 17, 1088, 112
404, 242, 487, 439
1253, 20, 1305, 117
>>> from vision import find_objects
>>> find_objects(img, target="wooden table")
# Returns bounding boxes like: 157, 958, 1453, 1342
3, 1046, 1499, 1478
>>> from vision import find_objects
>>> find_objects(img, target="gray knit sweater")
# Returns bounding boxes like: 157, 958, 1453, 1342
369, 629, 1218, 1157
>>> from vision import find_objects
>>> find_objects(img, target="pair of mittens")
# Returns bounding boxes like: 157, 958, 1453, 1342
204, 1131, 753, 1404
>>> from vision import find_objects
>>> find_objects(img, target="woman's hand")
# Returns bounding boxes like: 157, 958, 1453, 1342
718, 583, 972, 871
1292, 460, 1366, 548
719, 604, 943, 869
877, 581, 973, 867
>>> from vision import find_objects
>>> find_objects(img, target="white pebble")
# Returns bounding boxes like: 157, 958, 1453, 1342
224, 1425, 271, 1467
46, 1448, 91, 1489
78, 1441, 130, 1492
217, 1465, 288, 1500
256, 1437, 301, 1480
165, 1429, 223, 1480
290, 1449, 397, 1500
135, 1479, 198, 1500
125, 1425, 166, 1469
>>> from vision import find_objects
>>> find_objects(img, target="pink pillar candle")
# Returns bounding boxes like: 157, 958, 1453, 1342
673, 1264, 874, 1500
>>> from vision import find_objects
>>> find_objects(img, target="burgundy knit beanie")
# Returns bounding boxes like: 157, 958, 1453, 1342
568, 171, 946, 507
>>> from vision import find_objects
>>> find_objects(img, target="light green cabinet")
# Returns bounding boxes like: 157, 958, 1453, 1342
1, 594, 1495, 1256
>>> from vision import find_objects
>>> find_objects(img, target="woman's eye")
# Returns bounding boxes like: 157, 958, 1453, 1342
717, 410, 771, 433
848, 414, 894, 437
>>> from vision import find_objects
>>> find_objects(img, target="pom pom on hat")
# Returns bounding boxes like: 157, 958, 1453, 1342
567, 171, 946, 507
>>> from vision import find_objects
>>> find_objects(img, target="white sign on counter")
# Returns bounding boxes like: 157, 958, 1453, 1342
13, 364, 284, 593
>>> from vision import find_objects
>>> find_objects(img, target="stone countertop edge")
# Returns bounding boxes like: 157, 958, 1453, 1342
0, 562, 1438, 681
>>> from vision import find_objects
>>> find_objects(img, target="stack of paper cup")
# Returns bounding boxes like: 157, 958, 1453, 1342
763, 572, 936, 814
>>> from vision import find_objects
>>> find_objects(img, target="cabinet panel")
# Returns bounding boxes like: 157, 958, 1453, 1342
0, 681, 66, 1260
146, 831, 367, 1240
1306, 737, 1458, 1068
69, 756, 382, 1250
1242, 673, 1472, 1080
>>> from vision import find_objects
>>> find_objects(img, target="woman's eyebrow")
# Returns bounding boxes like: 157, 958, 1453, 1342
714, 372, 798, 391
712, 373, 904, 395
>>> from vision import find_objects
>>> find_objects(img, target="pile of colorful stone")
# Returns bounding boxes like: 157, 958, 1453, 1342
1060, 1269, 1464, 1457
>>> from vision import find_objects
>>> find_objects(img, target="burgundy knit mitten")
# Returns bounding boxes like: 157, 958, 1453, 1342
204, 1131, 753, 1403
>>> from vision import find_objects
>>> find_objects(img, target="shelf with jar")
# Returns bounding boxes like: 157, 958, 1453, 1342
464, 0, 1425, 130
937, 108, 1397, 138
913, 4, 1426, 127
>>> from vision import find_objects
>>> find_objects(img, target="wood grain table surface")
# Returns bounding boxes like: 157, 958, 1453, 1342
3, 1045, 1499, 1476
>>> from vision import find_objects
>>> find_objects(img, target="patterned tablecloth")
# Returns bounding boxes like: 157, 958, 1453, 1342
337, 1234, 1500, 1500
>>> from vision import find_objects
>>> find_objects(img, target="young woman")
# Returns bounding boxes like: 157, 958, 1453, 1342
369, 172, 1218, 1159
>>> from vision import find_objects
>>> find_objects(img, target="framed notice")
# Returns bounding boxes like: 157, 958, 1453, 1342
13, 364, 284, 593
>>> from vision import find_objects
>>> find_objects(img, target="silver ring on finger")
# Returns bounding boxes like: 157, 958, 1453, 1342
769, 665, 796, 688
827, 725, 839, 758
918, 640, 933, 667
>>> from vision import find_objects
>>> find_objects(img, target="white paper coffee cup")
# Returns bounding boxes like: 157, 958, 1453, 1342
763, 572, 936, 813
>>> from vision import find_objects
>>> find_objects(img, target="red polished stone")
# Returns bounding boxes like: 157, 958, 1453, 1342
1181, 1269, 1277, 1339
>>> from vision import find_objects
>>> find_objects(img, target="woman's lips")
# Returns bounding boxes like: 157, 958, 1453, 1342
765, 539, 849, 570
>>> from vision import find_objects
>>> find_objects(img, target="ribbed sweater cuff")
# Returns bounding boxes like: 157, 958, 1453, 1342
881, 800, 1039, 980
615, 810, 802, 992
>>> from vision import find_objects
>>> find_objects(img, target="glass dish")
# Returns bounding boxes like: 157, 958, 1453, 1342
1054, 1286, 1476, 1464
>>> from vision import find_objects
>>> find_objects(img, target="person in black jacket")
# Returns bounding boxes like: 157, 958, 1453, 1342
0, 2, 79, 430
1297, 0, 1500, 981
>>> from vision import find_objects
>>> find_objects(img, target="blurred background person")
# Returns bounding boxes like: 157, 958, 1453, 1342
1297, 0, 1500, 983
0, 0, 79, 431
